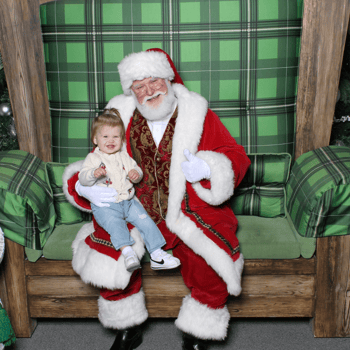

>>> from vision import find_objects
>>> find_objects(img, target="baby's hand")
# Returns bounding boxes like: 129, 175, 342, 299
128, 169, 140, 182
94, 167, 107, 178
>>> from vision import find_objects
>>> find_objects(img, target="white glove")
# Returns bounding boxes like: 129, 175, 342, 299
75, 180, 118, 207
181, 149, 211, 183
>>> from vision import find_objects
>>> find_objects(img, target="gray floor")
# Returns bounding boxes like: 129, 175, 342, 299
14, 318, 350, 350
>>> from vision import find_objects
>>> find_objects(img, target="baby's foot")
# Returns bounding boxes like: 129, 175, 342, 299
122, 247, 141, 272
150, 249, 181, 270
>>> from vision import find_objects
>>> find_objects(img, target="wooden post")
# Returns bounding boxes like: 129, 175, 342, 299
314, 236, 350, 337
0, 0, 54, 337
295, 0, 350, 159
296, 0, 350, 338
0, 239, 37, 337
0, 0, 52, 162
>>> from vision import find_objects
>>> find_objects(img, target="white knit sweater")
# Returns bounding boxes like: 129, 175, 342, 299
79, 148, 143, 203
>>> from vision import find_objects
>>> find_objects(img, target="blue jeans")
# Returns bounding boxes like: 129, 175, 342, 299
91, 198, 166, 254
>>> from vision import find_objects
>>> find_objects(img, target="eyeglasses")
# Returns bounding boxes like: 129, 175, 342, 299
131, 78, 165, 94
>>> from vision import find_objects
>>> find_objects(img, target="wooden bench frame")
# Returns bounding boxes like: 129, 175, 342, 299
1, 0, 350, 338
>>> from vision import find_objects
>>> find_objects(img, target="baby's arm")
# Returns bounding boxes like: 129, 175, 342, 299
128, 169, 141, 183
79, 154, 105, 186
123, 151, 143, 184
94, 167, 107, 179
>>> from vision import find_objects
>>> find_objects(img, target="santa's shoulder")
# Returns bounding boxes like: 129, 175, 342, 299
106, 93, 134, 109
173, 83, 208, 112
105, 94, 136, 127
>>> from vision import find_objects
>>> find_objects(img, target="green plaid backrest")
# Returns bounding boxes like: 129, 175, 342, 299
40, 0, 303, 163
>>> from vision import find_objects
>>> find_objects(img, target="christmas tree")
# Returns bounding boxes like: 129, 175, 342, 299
330, 27, 350, 147
0, 52, 19, 152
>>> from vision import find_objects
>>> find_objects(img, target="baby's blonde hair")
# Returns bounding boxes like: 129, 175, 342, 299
91, 108, 126, 146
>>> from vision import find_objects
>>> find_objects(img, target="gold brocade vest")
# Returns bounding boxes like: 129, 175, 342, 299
129, 108, 177, 225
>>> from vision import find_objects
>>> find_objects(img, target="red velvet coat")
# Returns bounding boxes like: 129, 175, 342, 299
65, 83, 250, 296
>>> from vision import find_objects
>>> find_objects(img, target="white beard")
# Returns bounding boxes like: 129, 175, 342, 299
133, 81, 177, 121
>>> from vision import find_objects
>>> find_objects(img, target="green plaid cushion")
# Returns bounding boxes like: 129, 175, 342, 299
231, 153, 291, 217
40, 0, 303, 162
286, 146, 350, 238
46, 162, 90, 225
0, 150, 56, 249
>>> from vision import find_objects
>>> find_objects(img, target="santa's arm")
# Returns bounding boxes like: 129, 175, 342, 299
63, 161, 92, 212
63, 161, 118, 211
190, 110, 251, 205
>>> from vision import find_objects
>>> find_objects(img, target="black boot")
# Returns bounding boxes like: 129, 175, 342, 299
109, 325, 142, 350
182, 332, 209, 350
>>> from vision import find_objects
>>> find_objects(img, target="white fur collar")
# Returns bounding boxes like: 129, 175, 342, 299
107, 83, 209, 224
106, 83, 207, 151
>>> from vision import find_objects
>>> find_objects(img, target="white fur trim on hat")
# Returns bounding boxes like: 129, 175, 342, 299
118, 51, 175, 95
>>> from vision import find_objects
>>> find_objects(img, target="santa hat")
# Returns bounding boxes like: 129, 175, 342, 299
118, 48, 184, 95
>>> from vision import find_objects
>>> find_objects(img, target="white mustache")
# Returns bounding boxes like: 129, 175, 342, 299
142, 91, 166, 105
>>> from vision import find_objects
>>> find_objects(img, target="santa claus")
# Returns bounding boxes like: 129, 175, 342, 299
63, 48, 251, 350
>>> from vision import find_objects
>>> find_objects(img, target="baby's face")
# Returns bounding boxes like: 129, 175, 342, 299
93, 125, 123, 154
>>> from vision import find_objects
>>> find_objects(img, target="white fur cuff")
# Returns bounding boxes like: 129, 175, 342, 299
62, 160, 92, 213
98, 290, 148, 329
175, 295, 230, 340
71, 223, 145, 290
192, 151, 234, 206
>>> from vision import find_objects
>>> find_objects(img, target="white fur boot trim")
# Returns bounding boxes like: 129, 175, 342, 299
175, 295, 230, 341
71, 223, 145, 290
98, 289, 148, 329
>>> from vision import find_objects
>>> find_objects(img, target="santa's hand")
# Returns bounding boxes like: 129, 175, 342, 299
181, 149, 211, 183
75, 181, 118, 207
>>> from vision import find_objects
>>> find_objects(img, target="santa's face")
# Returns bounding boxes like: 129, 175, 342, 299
131, 77, 168, 108
131, 78, 177, 122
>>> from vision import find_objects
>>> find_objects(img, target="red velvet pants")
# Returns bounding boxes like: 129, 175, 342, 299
100, 221, 229, 310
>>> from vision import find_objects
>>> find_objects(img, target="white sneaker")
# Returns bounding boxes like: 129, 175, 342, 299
123, 249, 141, 272
150, 250, 181, 270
